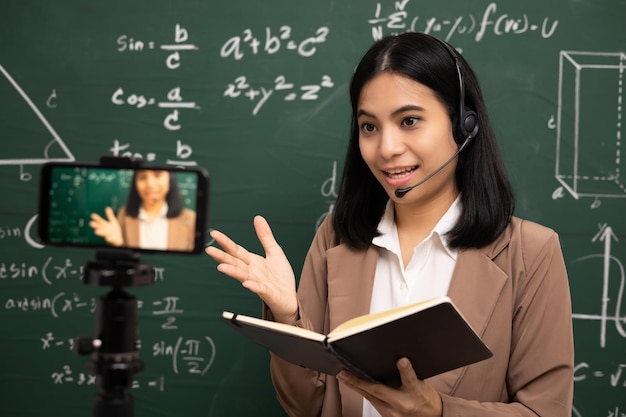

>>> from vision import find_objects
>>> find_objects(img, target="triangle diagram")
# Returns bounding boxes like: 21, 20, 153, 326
0, 63, 74, 165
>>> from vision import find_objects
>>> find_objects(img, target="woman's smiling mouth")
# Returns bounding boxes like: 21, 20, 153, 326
384, 166, 418, 180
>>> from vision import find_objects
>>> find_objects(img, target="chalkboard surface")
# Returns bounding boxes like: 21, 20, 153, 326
1, 1, 625, 416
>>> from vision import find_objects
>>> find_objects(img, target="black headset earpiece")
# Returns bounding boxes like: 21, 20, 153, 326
435, 39, 480, 146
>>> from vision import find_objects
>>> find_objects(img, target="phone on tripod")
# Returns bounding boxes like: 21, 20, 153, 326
38, 160, 210, 254
37, 157, 210, 417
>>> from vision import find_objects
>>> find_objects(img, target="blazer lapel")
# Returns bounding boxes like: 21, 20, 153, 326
167, 216, 181, 249
326, 244, 379, 417
326, 244, 378, 329
428, 238, 510, 394
123, 216, 140, 247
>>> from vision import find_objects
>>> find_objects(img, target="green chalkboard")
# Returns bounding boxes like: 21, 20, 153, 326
0, 1, 625, 416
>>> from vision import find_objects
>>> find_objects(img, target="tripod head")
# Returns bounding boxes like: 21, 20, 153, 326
75, 249, 155, 417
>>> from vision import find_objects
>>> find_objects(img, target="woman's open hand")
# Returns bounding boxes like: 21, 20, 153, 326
89, 207, 124, 247
206, 215, 298, 324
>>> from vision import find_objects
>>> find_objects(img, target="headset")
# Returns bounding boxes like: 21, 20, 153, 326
435, 38, 480, 147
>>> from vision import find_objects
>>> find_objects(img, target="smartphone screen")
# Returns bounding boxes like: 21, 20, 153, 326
38, 162, 209, 254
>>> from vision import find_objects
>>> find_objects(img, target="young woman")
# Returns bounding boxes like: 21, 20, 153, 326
89, 169, 196, 251
206, 32, 573, 417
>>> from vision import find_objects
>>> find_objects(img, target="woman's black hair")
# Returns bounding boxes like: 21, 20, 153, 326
125, 171, 185, 218
332, 32, 514, 250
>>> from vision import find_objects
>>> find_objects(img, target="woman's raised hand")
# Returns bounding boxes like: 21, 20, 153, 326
89, 207, 124, 247
205, 215, 298, 324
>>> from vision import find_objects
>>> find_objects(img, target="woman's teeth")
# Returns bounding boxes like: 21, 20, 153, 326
385, 166, 417, 180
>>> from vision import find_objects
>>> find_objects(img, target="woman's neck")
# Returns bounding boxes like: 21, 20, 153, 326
393, 191, 459, 268
142, 201, 165, 220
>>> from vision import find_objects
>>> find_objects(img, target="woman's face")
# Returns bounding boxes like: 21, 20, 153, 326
357, 71, 459, 204
135, 170, 170, 205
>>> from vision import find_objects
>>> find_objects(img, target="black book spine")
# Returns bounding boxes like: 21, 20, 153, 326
323, 338, 379, 383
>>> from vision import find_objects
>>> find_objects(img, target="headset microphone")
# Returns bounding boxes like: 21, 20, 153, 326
395, 37, 480, 199
394, 135, 472, 198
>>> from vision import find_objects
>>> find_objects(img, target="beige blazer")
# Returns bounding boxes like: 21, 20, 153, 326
117, 207, 196, 251
268, 216, 574, 417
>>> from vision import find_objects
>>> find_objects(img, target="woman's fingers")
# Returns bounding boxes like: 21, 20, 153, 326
104, 206, 117, 222
89, 213, 106, 235
90, 212, 105, 224
209, 229, 254, 265
205, 230, 258, 283
253, 215, 283, 256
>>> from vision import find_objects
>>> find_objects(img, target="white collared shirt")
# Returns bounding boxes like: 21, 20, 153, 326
138, 203, 169, 250
363, 197, 461, 417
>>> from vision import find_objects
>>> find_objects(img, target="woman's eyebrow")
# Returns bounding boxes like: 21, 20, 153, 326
356, 109, 375, 119
357, 104, 426, 119
391, 104, 425, 116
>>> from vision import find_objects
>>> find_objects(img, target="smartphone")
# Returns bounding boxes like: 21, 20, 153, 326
38, 161, 210, 254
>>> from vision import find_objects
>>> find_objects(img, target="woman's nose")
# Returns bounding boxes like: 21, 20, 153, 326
146, 175, 158, 187
379, 128, 405, 159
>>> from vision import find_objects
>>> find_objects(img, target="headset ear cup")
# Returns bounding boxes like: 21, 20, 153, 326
437, 37, 480, 144
463, 108, 479, 138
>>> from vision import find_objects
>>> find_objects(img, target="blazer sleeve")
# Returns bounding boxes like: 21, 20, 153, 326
441, 221, 574, 416
268, 215, 342, 417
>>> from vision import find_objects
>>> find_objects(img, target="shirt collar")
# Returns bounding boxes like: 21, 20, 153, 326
372, 196, 462, 260
138, 202, 169, 222
372, 201, 398, 251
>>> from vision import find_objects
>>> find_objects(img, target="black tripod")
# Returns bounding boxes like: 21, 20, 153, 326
75, 249, 155, 417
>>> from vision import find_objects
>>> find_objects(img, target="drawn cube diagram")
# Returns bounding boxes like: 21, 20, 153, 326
556, 51, 626, 199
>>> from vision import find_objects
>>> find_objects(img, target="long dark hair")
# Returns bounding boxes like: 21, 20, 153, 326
125, 171, 184, 218
332, 32, 514, 249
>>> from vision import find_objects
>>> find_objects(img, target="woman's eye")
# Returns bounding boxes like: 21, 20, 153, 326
402, 117, 419, 127
360, 122, 376, 133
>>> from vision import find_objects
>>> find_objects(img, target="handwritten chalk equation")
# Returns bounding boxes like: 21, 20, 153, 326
0, 255, 165, 284
575, 362, 626, 388
224, 74, 334, 116
4, 291, 95, 317
109, 138, 197, 167
368, 1, 558, 43
0, 225, 22, 240
111, 86, 199, 110
4, 291, 183, 327
42, 331, 144, 351
41, 332, 75, 351
152, 336, 216, 376
50, 364, 166, 391
606, 407, 626, 417
116, 24, 198, 70
220, 26, 329, 60
0, 257, 81, 283
41, 332, 216, 379
112, 23, 200, 167
152, 296, 184, 330
111, 86, 200, 132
